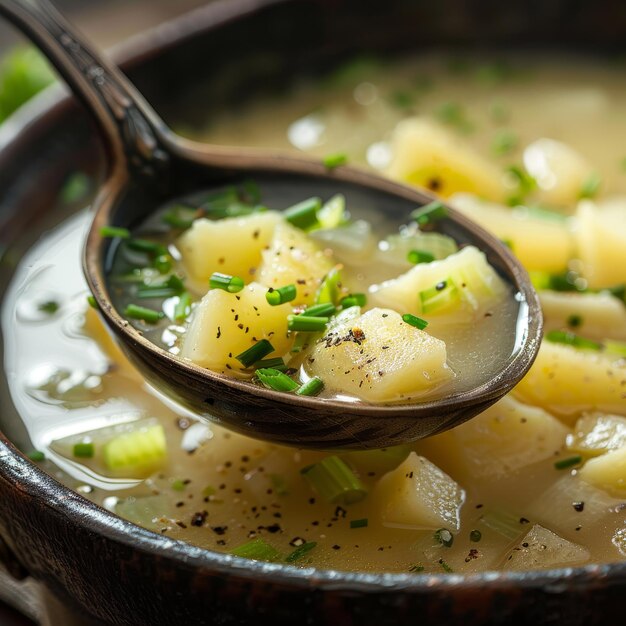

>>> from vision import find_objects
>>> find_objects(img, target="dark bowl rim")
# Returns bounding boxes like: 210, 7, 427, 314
1, 0, 626, 595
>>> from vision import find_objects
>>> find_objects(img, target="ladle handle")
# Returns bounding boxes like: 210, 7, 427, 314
0, 0, 171, 181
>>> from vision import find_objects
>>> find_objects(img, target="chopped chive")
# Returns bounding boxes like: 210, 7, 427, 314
124, 304, 165, 324
27, 450, 45, 462
554, 455, 583, 470
545, 330, 602, 351
410, 201, 448, 226
235, 339, 275, 367
296, 377, 324, 397
301, 302, 337, 318
100, 225, 130, 239
266, 284, 297, 306
162, 205, 197, 229
439, 559, 454, 573
323, 153, 348, 169
402, 313, 429, 330
434, 528, 454, 548
138, 275, 185, 295
171, 479, 186, 491
136, 287, 179, 299
492, 129, 518, 156
87, 295, 98, 309
350, 518, 368, 529
38, 300, 59, 314
73, 442, 94, 458
288, 315, 328, 332
316, 266, 344, 305
408, 249, 435, 264
469, 529, 482, 543
579, 172, 602, 199
409, 564, 425, 573
285, 541, 317, 563
127, 238, 168, 256
153, 254, 173, 274
174, 292, 192, 322
230, 538, 281, 562
256, 357, 287, 372
284, 197, 322, 230
604, 340, 626, 358
566, 314, 583, 328
505, 165, 536, 196
242, 180, 262, 204
339, 293, 367, 309
301, 456, 367, 505
255, 368, 299, 392
209, 272, 245, 293
419, 278, 460, 314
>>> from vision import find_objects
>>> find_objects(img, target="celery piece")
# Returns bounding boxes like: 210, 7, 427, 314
316, 194, 348, 228
301, 456, 367, 505
103, 424, 167, 473
419, 278, 460, 314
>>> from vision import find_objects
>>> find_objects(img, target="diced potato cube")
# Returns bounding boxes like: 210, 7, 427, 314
305, 308, 453, 402
514, 341, 626, 422
386, 118, 506, 201
376, 452, 465, 531
451, 193, 574, 273
503, 524, 589, 571
258, 221, 334, 305
369, 246, 507, 327
540, 290, 626, 342
568, 413, 626, 457
523, 138, 594, 208
180, 282, 293, 376
575, 198, 626, 289
177, 211, 282, 284
579, 445, 626, 496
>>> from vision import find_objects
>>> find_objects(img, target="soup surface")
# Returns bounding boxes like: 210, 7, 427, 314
2, 52, 626, 574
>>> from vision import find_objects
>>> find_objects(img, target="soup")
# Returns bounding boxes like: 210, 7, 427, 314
2, 52, 626, 575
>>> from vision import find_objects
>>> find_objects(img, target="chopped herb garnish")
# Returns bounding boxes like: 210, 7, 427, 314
137, 275, 185, 299
545, 330, 602, 351
285, 541, 317, 563
266, 284, 297, 306
604, 340, 626, 358
100, 225, 130, 239
255, 357, 287, 372
402, 313, 429, 330
209, 272, 245, 293
37, 300, 59, 314
242, 179, 262, 204
235, 339, 275, 367
350, 518, 369, 529
323, 153, 348, 169
288, 314, 328, 333
505, 164, 536, 199
162, 205, 197, 229
73, 442, 94, 458
171, 479, 187, 492
316, 266, 344, 305
469, 529, 482, 543
419, 278, 459, 314
438, 559, 453, 573
408, 249, 435, 264
87, 295, 98, 309
27, 450, 45, 462
340, 293, 367, 309
492, 130, 518, 156
153, 254, 173, 274
566, 314, 583, 328
283, 197, 322, 230
124, 304, 165, 324
434, 528, 454, 548
230, 538, 281, 562
408, 564, 425, 573
579, 172, 602, 199
554, 455, 583, 470
301, 302, 337, 318
174, 292, 192, 322
256, 368, 299, 392
296, 377, 324, 397
301, 456, 367, 505
127, 238, 168, 256
410, 201, 448, 226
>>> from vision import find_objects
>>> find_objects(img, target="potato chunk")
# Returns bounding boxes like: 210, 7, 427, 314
370, 246, 507, 327
579, 446, 626, 496
305, 308, 453, 402
385, 118, 506, 201
258, 221, 334, 305
180, 282, 292, 376
514, 341, 626, 421
451, 193, 574, 273
376, 452, 465, 531
177, 211, 282, 284
568, 413, 626, 458
503, 524, 589, 571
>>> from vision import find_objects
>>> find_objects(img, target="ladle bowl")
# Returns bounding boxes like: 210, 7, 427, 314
0, 0, 542, 449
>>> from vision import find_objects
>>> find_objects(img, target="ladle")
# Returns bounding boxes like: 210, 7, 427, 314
0, 0, 542, 449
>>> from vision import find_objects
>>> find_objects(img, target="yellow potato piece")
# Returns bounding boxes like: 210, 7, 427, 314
568, 412, 626, 458
575, 198, 626, 289
376, 452, 465, 531
451, 193, 574, 273
258, 221, 334, 305
579, 446, 626, 496
514, 341, 626, 422
177, 211, 282, 284
385, 118, 506, 201
180, 282, 293, 376
305, 307, 453, 403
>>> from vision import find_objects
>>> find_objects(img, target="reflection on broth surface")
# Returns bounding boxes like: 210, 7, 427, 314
2, 53, 626, 574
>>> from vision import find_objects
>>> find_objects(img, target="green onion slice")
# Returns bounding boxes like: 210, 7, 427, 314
162, 205, 198, 229
209, 272, 245, 293
339, 293, 367, 309
408, 249, 435, 264
230, 538, 281, 562
100, 226, 130, 239
402, 313, 429, 330
285, 541, 317, 563
87, 295, 98, 309
349, 518, 368, 529
124, 304, 165, 324
410, 201, 448, 226
255, 368, 299, 392
73, 442, 95, 458
255, 357, 287, 371
323, 153, 348, 169
127, 238, 168, 256
545, 330, 602, 351
300, 302, 337, 318
554, 455, 583, 470
235, 340, 275, 368
301, 456, 367, 505
174, 292, 192, 322
316, 266, 344, 305
296, 377, 324, 397
288, 315, 328, 333
266, 284, 297, 306
27, 450, 45, 462
284, 197, 322, 230
419, 279, 460, 314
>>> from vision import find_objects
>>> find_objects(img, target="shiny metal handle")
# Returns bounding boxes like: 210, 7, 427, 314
0, 0, 171, 180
